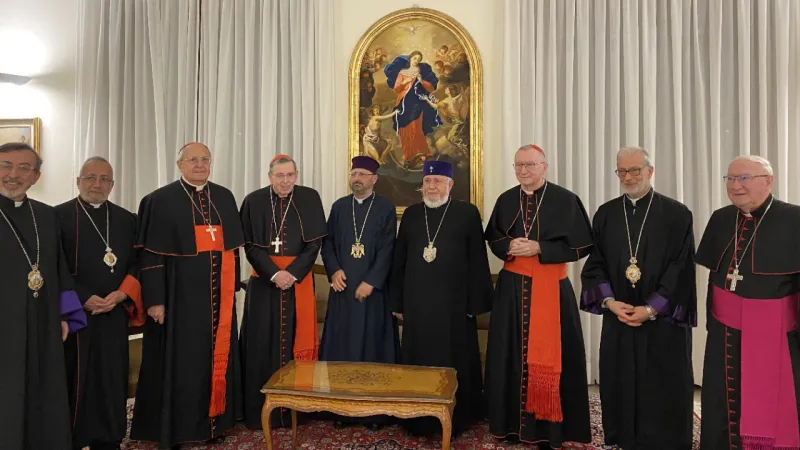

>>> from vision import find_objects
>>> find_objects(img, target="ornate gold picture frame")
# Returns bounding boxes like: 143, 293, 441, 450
349, 8, 483, 217
0, 118, 41, 154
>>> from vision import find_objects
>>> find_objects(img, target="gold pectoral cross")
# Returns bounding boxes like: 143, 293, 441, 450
205, 224, 218, 241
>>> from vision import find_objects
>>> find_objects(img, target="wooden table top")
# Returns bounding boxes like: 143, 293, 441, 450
261, 361, 458, 403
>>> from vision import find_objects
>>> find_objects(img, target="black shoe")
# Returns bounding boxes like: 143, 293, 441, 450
334, 420, 348, 429
206, 435, 225, 444
502, 435, 520, 444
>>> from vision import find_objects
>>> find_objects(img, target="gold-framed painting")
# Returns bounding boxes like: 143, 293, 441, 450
349, 7, 483, 217
0, 118, 41, 153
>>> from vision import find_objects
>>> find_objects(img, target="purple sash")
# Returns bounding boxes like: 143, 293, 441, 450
712, 285, 800, 450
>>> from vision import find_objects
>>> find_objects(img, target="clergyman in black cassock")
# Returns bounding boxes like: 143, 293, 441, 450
239, 154, 327, 430
696, 156, 800, 450
320, 155, 398, 364
581, 148, 695, 450
130, 143, 245, 449
56, 157, 146, 450
483, 145, 592, 447
0, 142, 87, 450
390, 160, 493, 437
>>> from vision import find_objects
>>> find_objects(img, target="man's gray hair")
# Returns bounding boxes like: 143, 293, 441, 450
269, 156, 298, 173
617, 147, 652, 168
517, 144, 547, 162
80, 156, 113, 177
731, 154, 774, 176
0, 142, 43, 170
176, 142, 210, 162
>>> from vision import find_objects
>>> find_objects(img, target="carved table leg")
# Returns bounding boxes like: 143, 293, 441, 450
291, 409, 298, 449
439, 405, 453, 450
261, 398, 274, 450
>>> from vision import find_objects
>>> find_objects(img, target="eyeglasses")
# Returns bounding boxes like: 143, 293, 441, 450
271, 172, 297, 181
350, 172, 375, 178
723, 174, 769, 185
513, 162, 545, 171
423, 178, 448, 187
79, 175, 114, 185
615, 167, 645, 178
0, 161, 36, 176
182, 157, 212, 166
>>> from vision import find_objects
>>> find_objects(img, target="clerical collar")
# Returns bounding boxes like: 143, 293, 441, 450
742, 194, 773, 218
354, 193, 372, 204
78, 196, 105, 209
0, 194, 26, 209
181, 176, 207, 191
625, 187, 653, 206
271, 187, 293, 199
521, 181, 546, 196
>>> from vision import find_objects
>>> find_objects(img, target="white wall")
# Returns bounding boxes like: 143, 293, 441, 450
333, 0, 506, 267
0, 0, 78, 206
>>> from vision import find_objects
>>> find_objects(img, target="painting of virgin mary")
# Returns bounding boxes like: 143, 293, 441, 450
384, 51, 442, 167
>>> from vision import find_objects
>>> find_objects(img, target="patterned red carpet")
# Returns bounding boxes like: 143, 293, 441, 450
120, 393, 701, 449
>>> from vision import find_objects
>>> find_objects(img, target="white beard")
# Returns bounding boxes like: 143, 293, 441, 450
423, 195, 449, 208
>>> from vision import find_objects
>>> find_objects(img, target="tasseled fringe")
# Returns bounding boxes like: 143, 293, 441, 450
208, 374, 227, 417
294, 346, 319, 361
525, 363, 563, 423
742, 435, 799, 450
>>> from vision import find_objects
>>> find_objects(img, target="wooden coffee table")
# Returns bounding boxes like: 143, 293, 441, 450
260, 360, 458, 450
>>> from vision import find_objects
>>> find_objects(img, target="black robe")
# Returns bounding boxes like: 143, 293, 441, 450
389, 199, 493, 435
483, 183, 593, 446
239, 185, 326, 430
130, 179, 244, 448
319, 193, 399, 363
55, 197, 143, 449
696, 194, 800, 450
580, 189, 696, 450
0, 195, 87, 450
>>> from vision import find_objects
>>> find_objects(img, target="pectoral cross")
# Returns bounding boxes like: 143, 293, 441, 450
727, 268, 743, 292
271, 237, 282, 253
205, 224, 218, 241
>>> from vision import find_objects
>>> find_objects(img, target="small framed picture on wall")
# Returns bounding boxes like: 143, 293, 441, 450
0, 117, 41, 153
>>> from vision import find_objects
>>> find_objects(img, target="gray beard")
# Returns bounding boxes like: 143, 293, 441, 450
423, 195, 449, 209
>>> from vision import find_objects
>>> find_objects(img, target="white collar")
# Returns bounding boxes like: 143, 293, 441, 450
90, 202, 103, 209
626, 188, 652, 206
14, 200, 23, 208
182, 176, 207, 191
353, 193, 373, 204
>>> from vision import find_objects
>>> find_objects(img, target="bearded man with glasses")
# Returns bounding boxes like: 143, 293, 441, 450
581, 147, 696, 450
0, 142, 87, 449
696, 155, 800, 450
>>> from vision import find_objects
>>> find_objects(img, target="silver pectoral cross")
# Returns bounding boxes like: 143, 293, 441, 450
205, 224, 218, 241
727, 267, 743, 291
271, 237, 282, 253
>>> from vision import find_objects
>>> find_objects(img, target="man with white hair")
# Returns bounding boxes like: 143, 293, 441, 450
581, 147, 696, 449
696, 155, 800, 449
56, 156, 145, 450
484, 144, 594, 448
389, 159, 493, 437
131, 142, 245, 449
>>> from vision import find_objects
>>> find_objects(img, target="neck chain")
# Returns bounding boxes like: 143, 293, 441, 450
622, 189, 654, 288
269, 186, 294, 253
519, 181, 547, 238
350, 192, 375, 258
77, 199, 118, 272
180, 181, 221, 242
0, 200, 44, 297
734, 197, 773, 270
422, 198, 452, 263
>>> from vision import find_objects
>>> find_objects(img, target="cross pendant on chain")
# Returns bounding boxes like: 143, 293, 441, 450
727, 267, 743, 291
271, 237, 282, 253
205, 224, 218, 241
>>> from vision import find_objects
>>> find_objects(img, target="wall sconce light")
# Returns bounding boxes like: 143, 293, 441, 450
0, 73, 32, 85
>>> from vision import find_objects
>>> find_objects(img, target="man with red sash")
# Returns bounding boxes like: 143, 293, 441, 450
239, 154, 326, 430
484, 144, 593, 448
697, 155, 800, 450
130, 142, 245, 449
57, 156, 145, 450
